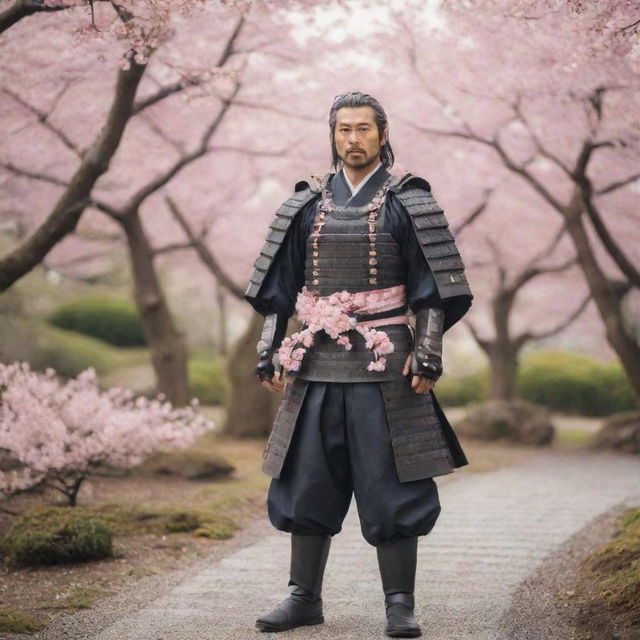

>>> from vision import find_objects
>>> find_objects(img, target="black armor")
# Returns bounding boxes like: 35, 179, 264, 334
411, 307, 445, 381
245, 164, 473, 544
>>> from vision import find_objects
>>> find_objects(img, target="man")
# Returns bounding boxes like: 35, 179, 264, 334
244, 92, 473, 638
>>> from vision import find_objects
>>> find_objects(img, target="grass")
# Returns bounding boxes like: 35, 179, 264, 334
554, 428, 594, 448
575, 506, 640, 637
0, 608, 47, 633
38, 585, 116, 611
0, 433, 270, 633
89, 502, 238, 540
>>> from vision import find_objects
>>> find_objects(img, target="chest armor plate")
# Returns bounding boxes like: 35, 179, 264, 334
296, 197, 411, 383
303, 202, 405, 296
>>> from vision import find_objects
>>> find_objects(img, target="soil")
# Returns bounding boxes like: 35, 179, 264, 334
501, 499, 640, 640
0, 435, 271, 634
0, 425, 592, 637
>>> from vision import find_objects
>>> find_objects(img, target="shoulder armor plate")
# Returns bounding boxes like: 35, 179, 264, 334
245, 185, 321, 301
393, 178, 472, 302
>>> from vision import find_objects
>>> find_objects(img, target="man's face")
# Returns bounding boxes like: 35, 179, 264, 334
333, 106, 387, 170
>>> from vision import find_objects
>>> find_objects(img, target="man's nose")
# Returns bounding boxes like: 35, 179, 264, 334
348, 130, 359, 143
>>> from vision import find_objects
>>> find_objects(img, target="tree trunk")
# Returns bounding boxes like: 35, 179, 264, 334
486, 291, 520, 401
216, 285, 228, 356
487, 342, 519, 401
565, 205, 640, 402
0, 61, 147, 291
224, 312, 280, 437
120, 210, 189, 406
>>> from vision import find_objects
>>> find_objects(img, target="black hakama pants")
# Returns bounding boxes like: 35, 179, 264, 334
267, 381, 442, 546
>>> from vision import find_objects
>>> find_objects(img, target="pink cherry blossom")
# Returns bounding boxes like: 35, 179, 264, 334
367, 358, 387, 372
275, 285, 405, 374
0, 362, 214, 505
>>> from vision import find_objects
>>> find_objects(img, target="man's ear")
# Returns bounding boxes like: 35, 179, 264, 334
380, 126, 388, 147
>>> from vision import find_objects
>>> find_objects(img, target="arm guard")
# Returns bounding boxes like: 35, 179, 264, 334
410, 307, 444, 381
255, 313, 288, 381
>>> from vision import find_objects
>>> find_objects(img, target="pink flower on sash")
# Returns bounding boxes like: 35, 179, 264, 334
277, 286, 404, 374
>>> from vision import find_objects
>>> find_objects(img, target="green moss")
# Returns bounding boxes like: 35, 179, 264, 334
1, 506, 113, 567
193, 520, 236, 540
0, 608, 47, 633
145, 446, 234, 480
583, 506, 640, 626
162, 507, 237, 539
600, 558, 640, 607
90, 502, 238, 540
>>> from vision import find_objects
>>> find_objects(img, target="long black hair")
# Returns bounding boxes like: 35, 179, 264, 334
328, 92, 395, 170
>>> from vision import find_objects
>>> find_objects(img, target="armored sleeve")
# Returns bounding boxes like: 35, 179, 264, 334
385, 192, 444, 314
386, 178, 473, 332
244, 198, 317, 318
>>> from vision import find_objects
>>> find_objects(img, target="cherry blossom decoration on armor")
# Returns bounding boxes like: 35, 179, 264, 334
277, 285, 408, 373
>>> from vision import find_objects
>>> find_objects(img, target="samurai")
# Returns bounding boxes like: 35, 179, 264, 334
244, 91, 473, 638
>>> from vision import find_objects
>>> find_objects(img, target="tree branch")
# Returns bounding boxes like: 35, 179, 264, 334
132, 15, 245, 115
516, 293, 591, 347
153, 241, 195, 256
463, 319, 491, 353
452, 187, 492, 236
2, 86, 82, 158
0, 0, 90, 34
164, 196, 244, 299
583, 196, 640, 289
1, 161, 68, 187
596, 171, 640, 196
0, 60, 148, 291
126, 81, 242, 212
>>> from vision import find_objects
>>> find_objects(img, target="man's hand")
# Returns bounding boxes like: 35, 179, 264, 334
403, 353, 435, 394
259, 369, 286, 392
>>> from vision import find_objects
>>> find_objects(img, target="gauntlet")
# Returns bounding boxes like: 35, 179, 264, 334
255, 313, 288, 382
410, 307, 444, 382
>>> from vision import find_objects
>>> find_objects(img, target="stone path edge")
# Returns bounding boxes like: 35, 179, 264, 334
498, 494, 640, 640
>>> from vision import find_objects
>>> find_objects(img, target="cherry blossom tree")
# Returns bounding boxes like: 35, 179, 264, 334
0, 4, 293, 403
464, 223, 591, 400
0, 362, 214, 506
288, 0, 639, 399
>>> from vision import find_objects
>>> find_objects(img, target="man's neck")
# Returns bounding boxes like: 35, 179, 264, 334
343, 159, 381, 190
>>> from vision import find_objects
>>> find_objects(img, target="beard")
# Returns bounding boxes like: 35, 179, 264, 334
340, 150, 378, 170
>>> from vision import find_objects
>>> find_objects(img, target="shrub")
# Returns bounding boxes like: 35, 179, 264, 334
48, 295, 145, 347
516, 350, 636, 416
435, 369, 488, 407
0, 506, 112, 567
188, 358, 230, 405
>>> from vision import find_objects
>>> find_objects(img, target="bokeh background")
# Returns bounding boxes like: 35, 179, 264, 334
0, 0, 639, 635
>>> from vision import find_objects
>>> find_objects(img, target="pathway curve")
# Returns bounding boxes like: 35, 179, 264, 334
39, 447, 640, 640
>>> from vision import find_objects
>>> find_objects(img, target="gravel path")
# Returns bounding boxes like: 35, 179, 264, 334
36, 447, 640, 640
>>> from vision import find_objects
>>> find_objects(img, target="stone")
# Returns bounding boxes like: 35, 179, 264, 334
454, 399, 555, 445
591, 410, 640, 455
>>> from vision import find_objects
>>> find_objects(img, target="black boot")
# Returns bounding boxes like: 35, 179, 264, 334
376, 537, 422, 638
256, 533, 331, 633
